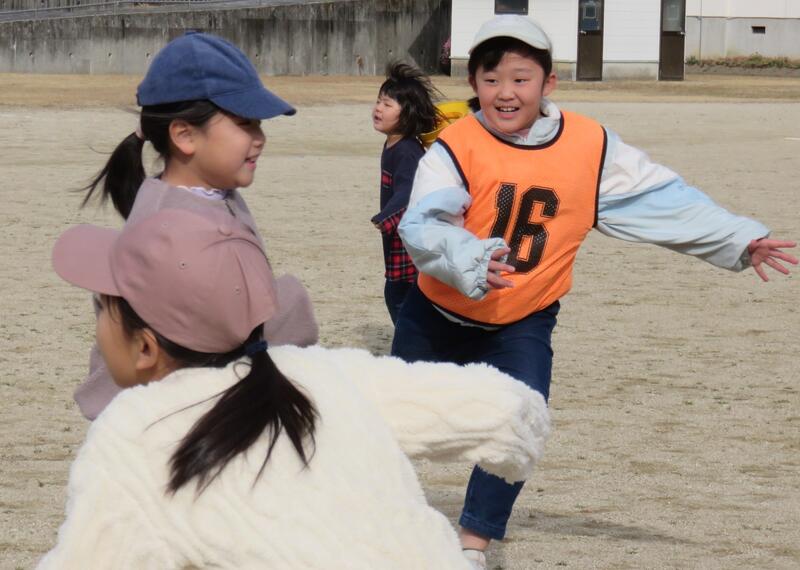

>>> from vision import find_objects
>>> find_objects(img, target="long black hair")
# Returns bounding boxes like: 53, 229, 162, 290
106, 295, 318, 495
378, 62, 442, 138
81, 101, 220, 219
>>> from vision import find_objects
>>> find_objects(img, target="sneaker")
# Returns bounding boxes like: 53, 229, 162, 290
462, 548, 487, 570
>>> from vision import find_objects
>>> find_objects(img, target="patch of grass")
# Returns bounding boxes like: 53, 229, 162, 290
686, 54, 800, 69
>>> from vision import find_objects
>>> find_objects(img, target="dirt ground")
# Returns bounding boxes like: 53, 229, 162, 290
1, 73, 798, 569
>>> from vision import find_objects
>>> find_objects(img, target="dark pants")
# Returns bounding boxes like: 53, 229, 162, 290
391, 284, 558, 540
383, 279, 415, 324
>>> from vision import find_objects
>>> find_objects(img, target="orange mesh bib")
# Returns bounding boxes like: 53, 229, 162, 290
418, 112, 607, 325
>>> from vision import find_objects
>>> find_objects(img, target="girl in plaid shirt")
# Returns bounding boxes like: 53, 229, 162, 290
371, 63, 440, 323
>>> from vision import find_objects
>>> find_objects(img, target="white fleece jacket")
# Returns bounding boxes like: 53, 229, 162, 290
39, 346, 549, 569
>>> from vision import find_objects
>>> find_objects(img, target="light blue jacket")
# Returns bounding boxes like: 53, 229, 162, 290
398, 100, 769, 300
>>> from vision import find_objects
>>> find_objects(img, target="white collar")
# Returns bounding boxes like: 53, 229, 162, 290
176, 185, 231, 201
474, 98, 562, 146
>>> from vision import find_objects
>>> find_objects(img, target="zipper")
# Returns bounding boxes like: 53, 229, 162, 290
224, 196, 236, 218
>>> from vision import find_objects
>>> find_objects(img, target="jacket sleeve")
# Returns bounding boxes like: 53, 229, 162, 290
37, 427, 172, 569
328, 348, 550, 484
371, 145, 422, 225
398, 143, 507, 300
261, 274, 319, 348
597, 129, 769, 271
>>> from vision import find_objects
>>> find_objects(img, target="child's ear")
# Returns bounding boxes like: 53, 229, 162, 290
542, 72, 558, 97
168, 120, 197, 157
468, 75, 478, 93
134, 329, 173, 383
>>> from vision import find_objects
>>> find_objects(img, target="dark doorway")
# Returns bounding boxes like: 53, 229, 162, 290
577, 0, 604, 81
659, 0, 686, 80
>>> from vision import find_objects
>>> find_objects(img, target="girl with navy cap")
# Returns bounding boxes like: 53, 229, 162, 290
75, 32, 318, 420
39, 208, 551, 568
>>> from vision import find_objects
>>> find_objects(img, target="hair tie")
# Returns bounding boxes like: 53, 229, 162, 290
245, 339, 268, 356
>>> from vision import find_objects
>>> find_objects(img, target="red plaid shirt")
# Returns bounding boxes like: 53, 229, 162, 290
372, 138, 424, 282
377, 210, 418, 282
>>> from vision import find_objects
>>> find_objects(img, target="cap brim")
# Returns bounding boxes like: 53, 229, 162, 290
212, 85, 296, 120
52, 225, 120, 296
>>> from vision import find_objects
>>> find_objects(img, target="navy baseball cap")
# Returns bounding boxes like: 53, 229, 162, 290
137, 32, 295, 119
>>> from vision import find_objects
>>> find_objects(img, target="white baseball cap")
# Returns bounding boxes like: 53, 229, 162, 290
469, 15, 552, 54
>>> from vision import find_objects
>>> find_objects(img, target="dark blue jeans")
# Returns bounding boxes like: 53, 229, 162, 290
384, 278, 415, 324
391, 284, 558, 540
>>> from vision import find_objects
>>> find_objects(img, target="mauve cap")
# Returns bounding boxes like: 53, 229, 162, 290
52, 208, 276, 353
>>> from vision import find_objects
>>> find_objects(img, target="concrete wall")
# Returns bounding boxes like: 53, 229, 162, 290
686, 0, 800, 19
0, 0, 451, 74
686, 17, 800, 59
4, 0, 84, 10
685, 0, 800, 59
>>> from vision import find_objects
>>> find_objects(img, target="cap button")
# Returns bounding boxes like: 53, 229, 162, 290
218, 224, 232, 236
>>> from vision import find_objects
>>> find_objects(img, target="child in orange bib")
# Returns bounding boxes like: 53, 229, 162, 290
392, 15, 797, 568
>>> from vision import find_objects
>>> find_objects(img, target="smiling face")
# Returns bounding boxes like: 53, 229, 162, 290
372, 93, 402, 136
164, 111, 266, 191
191, 112, 266, 189
469, 51, 557, 136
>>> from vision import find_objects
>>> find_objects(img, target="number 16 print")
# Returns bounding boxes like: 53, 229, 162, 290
489, 183, 559, 273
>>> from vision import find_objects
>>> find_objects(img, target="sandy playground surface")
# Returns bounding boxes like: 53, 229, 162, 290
1, 72, 799, 569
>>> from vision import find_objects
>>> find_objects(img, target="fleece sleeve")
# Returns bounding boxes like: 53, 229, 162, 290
36, 432, 173, 569
327, 348, 550, 483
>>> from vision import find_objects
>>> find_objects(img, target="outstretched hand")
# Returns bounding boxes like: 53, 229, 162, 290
486, 247, 515, 290
748, 238, 798, 282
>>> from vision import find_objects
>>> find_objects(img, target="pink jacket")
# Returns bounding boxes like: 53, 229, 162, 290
74, 178, 319, 420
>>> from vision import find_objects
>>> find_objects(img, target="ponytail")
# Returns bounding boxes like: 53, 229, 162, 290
81, 100, 221, 220
167, 339, 318, 495
106, 296, 317, 495
81, 132, 145, 219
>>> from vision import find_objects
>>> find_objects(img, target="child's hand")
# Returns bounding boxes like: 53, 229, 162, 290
748, 238, 798, 282
487, 247, 515, 290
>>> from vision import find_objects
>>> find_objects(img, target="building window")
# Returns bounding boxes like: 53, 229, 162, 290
661, 0, 685, 32
495, 0, 528, 15
751, 26, 766, 34
579, 0, 603, 32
